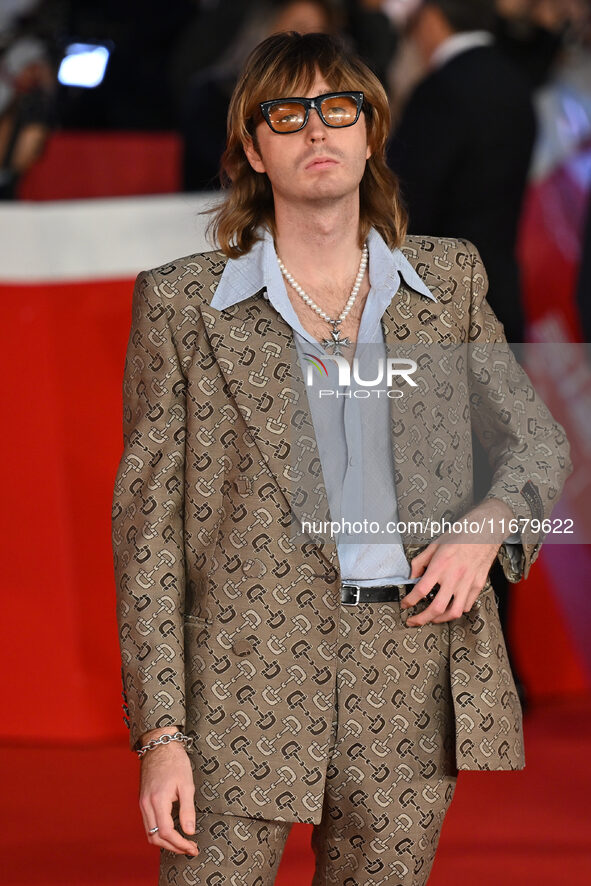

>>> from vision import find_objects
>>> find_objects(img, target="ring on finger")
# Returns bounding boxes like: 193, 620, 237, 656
148, 826, 159, 834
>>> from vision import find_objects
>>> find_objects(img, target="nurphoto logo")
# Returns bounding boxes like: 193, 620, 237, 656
303, 353, 418, 398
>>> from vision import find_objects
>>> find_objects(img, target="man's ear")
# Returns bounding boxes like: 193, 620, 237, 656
243, 136, 266, 174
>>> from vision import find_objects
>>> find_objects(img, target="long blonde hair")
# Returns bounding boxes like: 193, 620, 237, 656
208, 32, 408, 258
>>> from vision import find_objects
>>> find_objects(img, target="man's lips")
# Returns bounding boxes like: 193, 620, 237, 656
304, 156, 339, 170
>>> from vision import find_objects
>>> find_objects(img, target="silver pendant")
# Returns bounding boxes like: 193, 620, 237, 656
321, 325, 352, 356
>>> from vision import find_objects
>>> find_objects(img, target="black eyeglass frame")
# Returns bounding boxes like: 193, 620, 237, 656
259, 91, 365, 134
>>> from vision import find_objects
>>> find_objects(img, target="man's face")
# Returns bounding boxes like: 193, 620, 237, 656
243, 71, 372, 208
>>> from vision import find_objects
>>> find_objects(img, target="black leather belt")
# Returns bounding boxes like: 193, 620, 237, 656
340, 582, 406, 606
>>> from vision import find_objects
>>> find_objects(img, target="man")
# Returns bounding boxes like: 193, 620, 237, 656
387, 0, 536, 344
112, 31, 571, 886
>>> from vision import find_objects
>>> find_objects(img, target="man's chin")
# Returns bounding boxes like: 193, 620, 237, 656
300, 178, 361, 203
273, 175, 362, 206
302, 188, 355, 206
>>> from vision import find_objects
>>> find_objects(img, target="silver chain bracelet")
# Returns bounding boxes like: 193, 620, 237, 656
136, 731, 194, 759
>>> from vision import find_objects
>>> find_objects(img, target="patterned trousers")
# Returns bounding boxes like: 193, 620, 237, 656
159, 596, 458, 886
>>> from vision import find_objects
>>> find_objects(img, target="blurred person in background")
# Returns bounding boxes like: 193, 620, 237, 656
170, 0, 252, 113
181, 0, 340, 191
496, 0, 591, 88
342, 0, 400, 86
385, 1, 591, 105
386, 0, 538, 708
0, 34, 56, 198
387, 0, 536, 344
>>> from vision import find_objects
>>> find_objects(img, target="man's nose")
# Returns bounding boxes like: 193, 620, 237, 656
306, 107, 326, 141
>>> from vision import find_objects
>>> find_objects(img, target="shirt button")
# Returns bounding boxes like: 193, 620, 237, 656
348, 456, 355, 466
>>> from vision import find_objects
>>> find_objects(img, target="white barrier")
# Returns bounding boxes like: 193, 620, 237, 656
0, 193, 220, 282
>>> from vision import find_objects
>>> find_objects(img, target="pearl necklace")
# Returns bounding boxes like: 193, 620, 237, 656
277, 244, 368, 356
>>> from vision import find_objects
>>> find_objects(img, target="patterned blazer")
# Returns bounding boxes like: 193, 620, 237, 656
112, 235, 571, 824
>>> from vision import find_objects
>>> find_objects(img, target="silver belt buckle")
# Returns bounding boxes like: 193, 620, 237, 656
341, 583, 361, 606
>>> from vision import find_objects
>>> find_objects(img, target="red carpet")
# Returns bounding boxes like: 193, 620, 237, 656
1, 695, 589, 885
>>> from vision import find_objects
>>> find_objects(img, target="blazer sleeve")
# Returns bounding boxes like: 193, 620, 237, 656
465, 242, 573, 582
112, 269, 188, 751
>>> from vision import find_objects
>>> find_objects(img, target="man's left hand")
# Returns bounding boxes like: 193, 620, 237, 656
400, 499, 514, 626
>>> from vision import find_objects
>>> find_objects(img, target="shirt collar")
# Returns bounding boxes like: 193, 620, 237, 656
365, 227, 435, 302
430, 31, 494, 71
209, 226, 436, 311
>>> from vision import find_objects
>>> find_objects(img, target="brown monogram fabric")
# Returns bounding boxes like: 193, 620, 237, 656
112, 235, 571, 825
159, 596, 459, 886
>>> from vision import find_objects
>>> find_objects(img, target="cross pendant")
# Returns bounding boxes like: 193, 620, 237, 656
321, 326, 352, 356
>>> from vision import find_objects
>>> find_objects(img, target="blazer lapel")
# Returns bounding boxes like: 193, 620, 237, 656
201, 291, 340, 576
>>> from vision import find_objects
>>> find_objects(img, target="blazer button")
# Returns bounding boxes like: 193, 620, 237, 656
232, 639, 253, 656
241, 558, 266, 577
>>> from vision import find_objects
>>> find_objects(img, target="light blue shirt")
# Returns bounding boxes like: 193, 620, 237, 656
209, 227, 438, 586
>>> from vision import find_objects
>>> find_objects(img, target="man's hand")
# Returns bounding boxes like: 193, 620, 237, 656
139, 730, 199, 857
400, 499, 513, 626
